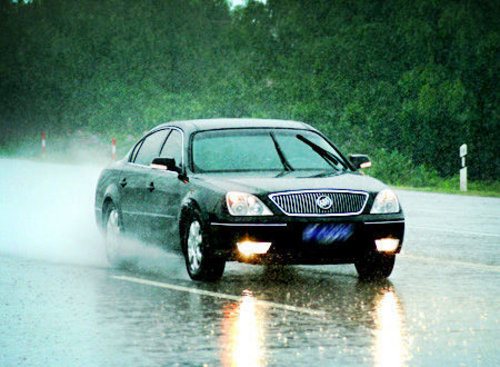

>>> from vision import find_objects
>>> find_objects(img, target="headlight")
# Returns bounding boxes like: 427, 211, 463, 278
226, 192, 273, 216
370, 189, 400, 214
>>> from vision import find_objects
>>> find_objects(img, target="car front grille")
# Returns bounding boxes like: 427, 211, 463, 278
268, 190, 369, 216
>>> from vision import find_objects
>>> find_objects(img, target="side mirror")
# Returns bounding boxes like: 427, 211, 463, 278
349, 154, 371, 169
150, 157, 180, 173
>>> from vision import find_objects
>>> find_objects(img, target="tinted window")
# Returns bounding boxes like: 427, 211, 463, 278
159, 130, 183, 167
192, 129, 347, 172
133, 130, 169, 166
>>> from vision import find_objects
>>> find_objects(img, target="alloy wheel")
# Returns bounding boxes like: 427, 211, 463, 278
187, 220, 203, 273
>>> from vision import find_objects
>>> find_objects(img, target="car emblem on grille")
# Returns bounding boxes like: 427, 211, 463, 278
316, 195, 333, 210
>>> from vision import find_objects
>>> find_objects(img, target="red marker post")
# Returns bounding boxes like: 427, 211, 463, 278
112, 138, 117, 160
41, 132, 46, 157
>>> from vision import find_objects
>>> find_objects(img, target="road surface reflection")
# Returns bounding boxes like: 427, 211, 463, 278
221, 291, 265, 367
373, 289, 407, 367
215, 267, 408, 366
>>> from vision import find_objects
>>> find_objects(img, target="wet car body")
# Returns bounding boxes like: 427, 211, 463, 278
95, 119, 404, 280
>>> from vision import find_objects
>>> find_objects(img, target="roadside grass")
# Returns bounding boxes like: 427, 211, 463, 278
388, 174, 500, 197
393, 183, 500, 198
385, 173, 500, 198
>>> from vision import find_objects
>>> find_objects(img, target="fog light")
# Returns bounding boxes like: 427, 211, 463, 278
237, 241, 272, 257
375, 238, 400, 253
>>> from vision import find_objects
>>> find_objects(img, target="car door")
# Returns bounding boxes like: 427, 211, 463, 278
119, 129, 169, 240
144, 129, 184, 248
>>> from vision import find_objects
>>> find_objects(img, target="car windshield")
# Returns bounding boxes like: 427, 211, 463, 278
192, 128, 349, 173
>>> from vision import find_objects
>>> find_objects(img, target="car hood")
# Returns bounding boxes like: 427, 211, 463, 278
196, 171, 387, 195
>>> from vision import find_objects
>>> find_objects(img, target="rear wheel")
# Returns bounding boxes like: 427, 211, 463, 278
105, 203, 122, 266
355, 251, 395, 280
183, 211, 225, 281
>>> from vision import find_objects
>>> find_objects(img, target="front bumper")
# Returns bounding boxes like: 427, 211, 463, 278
209, 216, 405, 264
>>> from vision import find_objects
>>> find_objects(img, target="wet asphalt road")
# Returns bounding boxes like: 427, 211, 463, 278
1, 158, 499, 366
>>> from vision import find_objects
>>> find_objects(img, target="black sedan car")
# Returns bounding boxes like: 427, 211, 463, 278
95, 119, 404, 281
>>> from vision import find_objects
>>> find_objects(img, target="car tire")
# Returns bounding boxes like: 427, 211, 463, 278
355, 251, 395, 280
104, 203, 122, 266
183, 210, 225, 281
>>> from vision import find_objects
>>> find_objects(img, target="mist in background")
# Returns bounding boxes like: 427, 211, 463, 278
0, 158, 107, 266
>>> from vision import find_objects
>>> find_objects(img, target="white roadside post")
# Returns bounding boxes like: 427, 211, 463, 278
41, 132, 46, 157
112, 138, 117, 161
460, 144, 467, 191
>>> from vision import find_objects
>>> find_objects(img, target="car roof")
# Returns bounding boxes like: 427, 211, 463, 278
151, 118, 315, 134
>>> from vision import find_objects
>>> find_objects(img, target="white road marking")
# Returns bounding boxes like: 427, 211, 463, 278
400, 254, 500, 273
408, 225, 500, 238
111, 275, 327, 316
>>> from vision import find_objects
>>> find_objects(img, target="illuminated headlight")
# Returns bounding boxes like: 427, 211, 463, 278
370, 189, 400, 214
226, 192, 273, 216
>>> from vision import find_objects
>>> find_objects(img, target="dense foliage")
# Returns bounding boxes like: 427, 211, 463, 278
1, 0, 498, 181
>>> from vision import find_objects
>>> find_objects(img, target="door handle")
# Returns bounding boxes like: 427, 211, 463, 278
120, 178, 127, 187
148, 182, 155, 192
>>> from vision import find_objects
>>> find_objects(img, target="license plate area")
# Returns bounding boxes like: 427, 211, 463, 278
302, 223, 354, 245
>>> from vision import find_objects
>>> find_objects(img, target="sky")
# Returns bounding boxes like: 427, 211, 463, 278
229, 0, 266, 9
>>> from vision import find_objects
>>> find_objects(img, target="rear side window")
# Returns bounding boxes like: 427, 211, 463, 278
133, 130, 169, 166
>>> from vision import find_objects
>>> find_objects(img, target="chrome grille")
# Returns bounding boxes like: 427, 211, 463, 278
268, 190, 369, 216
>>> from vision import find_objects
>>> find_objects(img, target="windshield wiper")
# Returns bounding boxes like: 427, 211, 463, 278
270, 132, 294, 171
296, 134, 347, 170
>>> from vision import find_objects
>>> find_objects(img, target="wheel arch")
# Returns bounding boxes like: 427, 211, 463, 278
99, 184, 121, 228
179, 199, 205, 253
101, 197, 114, 225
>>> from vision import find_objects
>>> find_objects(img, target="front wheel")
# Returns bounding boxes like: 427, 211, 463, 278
355, 251, 395, 280
183, 212, 225, 281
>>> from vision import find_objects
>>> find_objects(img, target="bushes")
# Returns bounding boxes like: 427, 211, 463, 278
368, 149, 441, 188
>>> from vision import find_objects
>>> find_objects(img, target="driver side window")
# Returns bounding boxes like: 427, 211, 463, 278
159, 130, 183, 167
133, 130, 169, 166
